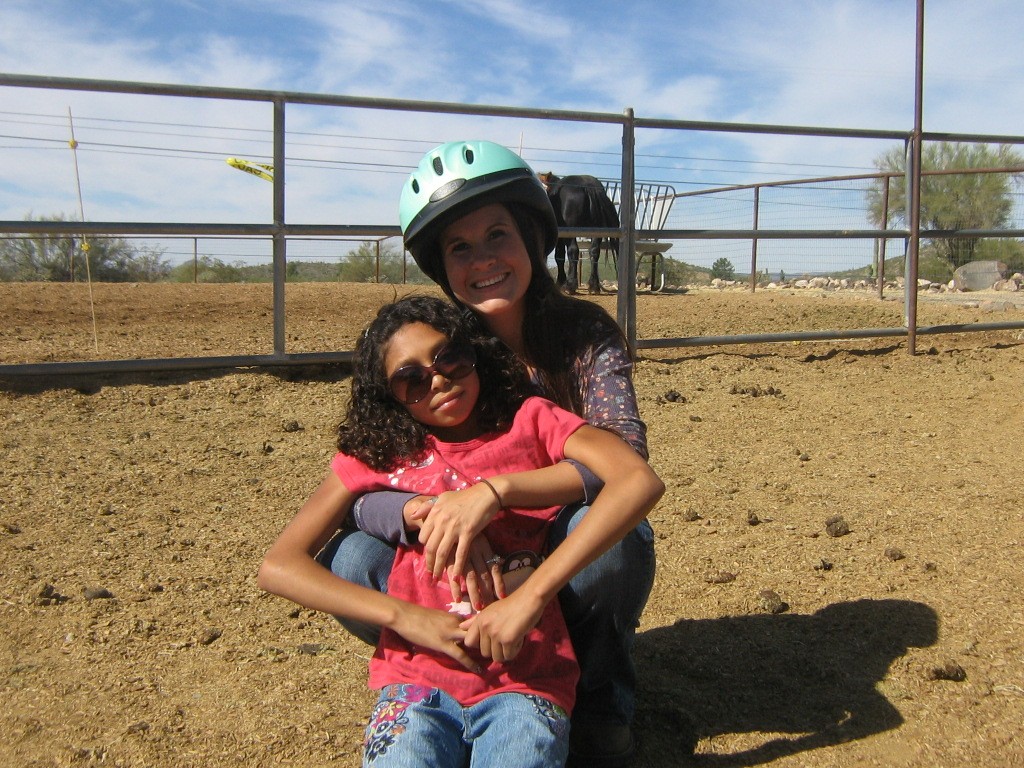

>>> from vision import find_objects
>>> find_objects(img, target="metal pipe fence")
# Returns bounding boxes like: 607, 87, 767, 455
2, 72, 1024, 378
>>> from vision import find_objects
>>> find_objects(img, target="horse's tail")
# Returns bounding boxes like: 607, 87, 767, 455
595, 186, 620, 255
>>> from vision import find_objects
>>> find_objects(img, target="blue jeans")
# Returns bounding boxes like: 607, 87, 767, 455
318, 504, 656, 727
362, 684, 569, 767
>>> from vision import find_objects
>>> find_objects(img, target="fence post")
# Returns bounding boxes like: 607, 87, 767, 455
272, 98, 287, 358
617, 109, 637, 353
750, 185, 760, 292
905, 0, 925, 355
877, 176, 890, 299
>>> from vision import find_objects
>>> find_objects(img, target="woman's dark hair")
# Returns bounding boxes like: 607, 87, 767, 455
337, 295, 534, 471
432, 201, 628, 415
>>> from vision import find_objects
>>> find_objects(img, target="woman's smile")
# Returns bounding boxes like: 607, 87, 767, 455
472, 272, 510, 290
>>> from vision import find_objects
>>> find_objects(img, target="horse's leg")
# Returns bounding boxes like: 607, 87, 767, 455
588, 238, 602, 294
566, 238, 580, 294
554, 239, 567, 290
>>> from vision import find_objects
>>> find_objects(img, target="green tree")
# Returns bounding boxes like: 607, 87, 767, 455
0, 215, 169, 282
866, 142, 1024, 270
710, 257, 735, 280
339, 241, 428, 284
168, 255, 248, 283
659, 256, 691, 286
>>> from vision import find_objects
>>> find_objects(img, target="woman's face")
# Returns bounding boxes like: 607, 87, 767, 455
440, 203, 532, 325
383, 321, 480, 443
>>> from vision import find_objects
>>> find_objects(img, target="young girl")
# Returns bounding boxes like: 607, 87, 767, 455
259, 296, 664, 767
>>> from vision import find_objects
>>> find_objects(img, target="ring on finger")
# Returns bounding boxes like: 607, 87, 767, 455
485, 555, 504, 569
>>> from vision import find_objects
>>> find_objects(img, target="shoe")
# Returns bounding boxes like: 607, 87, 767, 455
567, 720, 636, 768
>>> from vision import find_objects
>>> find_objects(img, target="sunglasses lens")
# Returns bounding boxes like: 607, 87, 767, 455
434, 344, 476, 379
389, 367, 432, 404
388, 343, 477, 405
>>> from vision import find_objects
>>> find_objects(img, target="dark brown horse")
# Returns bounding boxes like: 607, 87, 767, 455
539, 172, 619, 294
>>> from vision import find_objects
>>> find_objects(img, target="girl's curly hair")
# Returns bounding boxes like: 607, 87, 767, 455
337, 295, 534, 472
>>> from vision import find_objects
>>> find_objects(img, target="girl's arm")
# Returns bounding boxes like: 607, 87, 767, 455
258, 471, 479, 670
414, 460, 586, 580
463, 425, 664, 662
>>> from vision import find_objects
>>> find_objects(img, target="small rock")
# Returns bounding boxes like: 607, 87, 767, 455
678, 508, 701, 522
689, 415, 702, 422
799, 452, 811, 462
127, 721, 151, 735
758, 589, 789, 614
297, 643, 330, 656
261, 442, 275, 454
198, 627, 222, 646
83, 587, 114, 601
262, 646, 288, 662
884, 547, 905, 561
814, 559, 834, 571
928, 662, 967, 682
979, 300, 1013, 313
747, 512, 761, 526
3, 522, 22, 534
37, 583, 70, 605
824, 515, 850, 537
704, 570, 736, 584
282, 420, 304, 433
662, 390, 685, 403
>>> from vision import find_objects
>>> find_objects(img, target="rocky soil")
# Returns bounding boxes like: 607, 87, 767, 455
1, 282, 1022, 767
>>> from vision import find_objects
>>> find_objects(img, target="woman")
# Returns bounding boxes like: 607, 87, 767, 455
321, 140, 655, 767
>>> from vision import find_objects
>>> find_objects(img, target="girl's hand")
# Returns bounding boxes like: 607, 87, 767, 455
461, 587, 546, 663
391, 603, 480, 673
446, 536, 507, 611
416, 484, 502, 579
402, 495, 437, 532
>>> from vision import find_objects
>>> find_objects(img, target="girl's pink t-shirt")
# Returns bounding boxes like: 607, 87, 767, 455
331, 396, 585, 711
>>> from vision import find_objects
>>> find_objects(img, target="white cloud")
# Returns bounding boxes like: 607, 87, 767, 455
2, 0, 1022, 243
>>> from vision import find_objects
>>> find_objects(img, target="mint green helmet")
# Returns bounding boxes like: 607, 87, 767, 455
399, 140, 558, 283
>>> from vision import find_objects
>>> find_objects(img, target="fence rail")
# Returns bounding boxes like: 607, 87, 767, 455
2, 72, 1024, 378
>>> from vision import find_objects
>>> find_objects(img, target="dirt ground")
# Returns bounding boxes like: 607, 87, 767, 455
1, 281, 1023, 768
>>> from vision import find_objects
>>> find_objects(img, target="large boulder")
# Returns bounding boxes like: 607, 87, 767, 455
952, 260, 1006, 291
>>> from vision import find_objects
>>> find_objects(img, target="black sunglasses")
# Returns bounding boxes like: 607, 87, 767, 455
387, 342, 477, 405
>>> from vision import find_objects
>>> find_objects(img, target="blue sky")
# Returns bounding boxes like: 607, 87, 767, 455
2, 0, 1023, 271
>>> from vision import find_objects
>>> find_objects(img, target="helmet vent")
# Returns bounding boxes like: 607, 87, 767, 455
432, 156, 444, 175
464, 147, 475, 164
411, 179, 420, 194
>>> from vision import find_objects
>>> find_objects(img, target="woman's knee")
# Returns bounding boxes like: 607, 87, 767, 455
561, 520, 655, 621
318, 528, 396, 590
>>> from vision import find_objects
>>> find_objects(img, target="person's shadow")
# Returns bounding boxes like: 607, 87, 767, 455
632, 599, 938, 766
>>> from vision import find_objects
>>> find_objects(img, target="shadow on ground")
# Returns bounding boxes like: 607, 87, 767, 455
633, 599, 939, 766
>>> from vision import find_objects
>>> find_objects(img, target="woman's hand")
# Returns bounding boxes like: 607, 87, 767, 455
461, 587, 546, 663
411, 484, 502, 579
